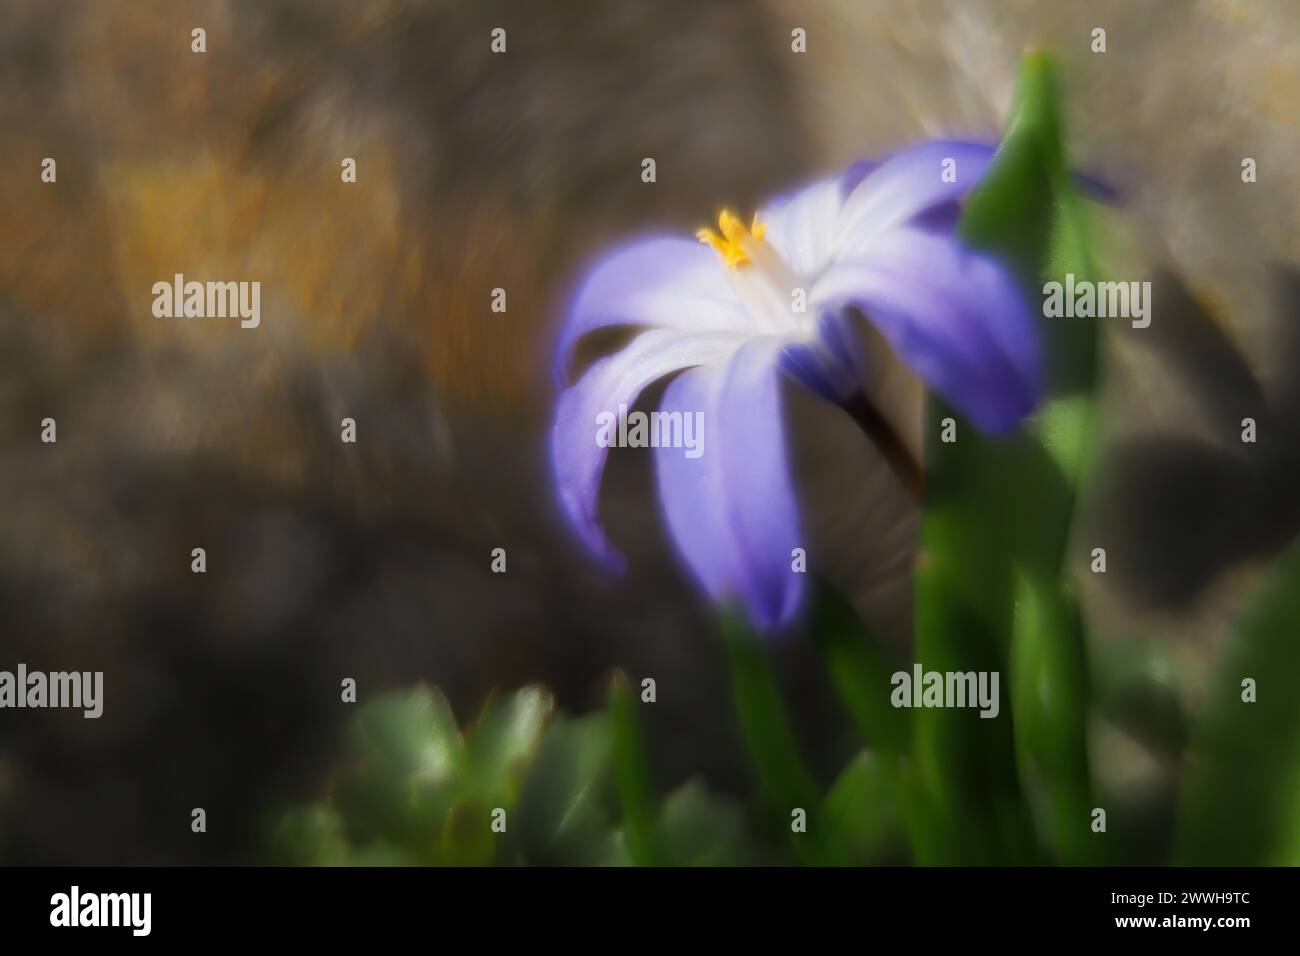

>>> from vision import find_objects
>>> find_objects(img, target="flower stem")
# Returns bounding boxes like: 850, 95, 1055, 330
840, 391, 925, 503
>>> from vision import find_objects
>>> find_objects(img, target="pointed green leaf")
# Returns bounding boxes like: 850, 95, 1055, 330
467, 685, 554, 804
909, 51, 1105, 866
348, 684, 465, 782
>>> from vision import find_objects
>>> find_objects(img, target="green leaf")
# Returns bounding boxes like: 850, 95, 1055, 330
720, 608, 830, 863
1175, 539, 1300, 864
720, 611, 818, 810
936, 51, 1099, 625
349, 684, 465, 781
608, 672, 666, 866
811, 577, 909, 758
467, 685, 554, 805
1010, 569, 1095, 863
909, 50, 1106, 866
270, 804, 417, 866
516, 714, 624, 865
961, 51, 1100, 405
911, 558, 1039, 865
822, 752, 906, 864
659, 780, 756, 866
334, 686, 466, 847
439, 796, 500, 866
271, 804, 353, 866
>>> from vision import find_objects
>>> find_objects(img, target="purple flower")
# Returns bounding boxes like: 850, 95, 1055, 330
551, 140, 1042, 630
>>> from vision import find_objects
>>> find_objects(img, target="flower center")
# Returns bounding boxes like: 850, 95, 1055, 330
696, 209, 766, 269
697, 207, 808, 336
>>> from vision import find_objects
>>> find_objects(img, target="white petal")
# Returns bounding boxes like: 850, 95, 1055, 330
758, 175, 845, 277
555, 236, 749, 383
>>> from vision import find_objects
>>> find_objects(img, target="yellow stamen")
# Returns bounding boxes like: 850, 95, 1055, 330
696, 208, 766, 268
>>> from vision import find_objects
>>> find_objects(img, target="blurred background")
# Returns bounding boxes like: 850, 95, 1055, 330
0, 0, 1296, 864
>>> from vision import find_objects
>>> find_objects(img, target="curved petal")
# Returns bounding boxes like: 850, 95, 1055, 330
654, 338, 804, 630
757, 175, 845, 277
839, 159, 880, 197
554, 236, 748, 384
551, 328, 748, 567
810, 228, 1041, 433
835, 140, 996, 254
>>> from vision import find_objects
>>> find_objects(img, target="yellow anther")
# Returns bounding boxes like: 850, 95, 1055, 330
697, 208, 765, 268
